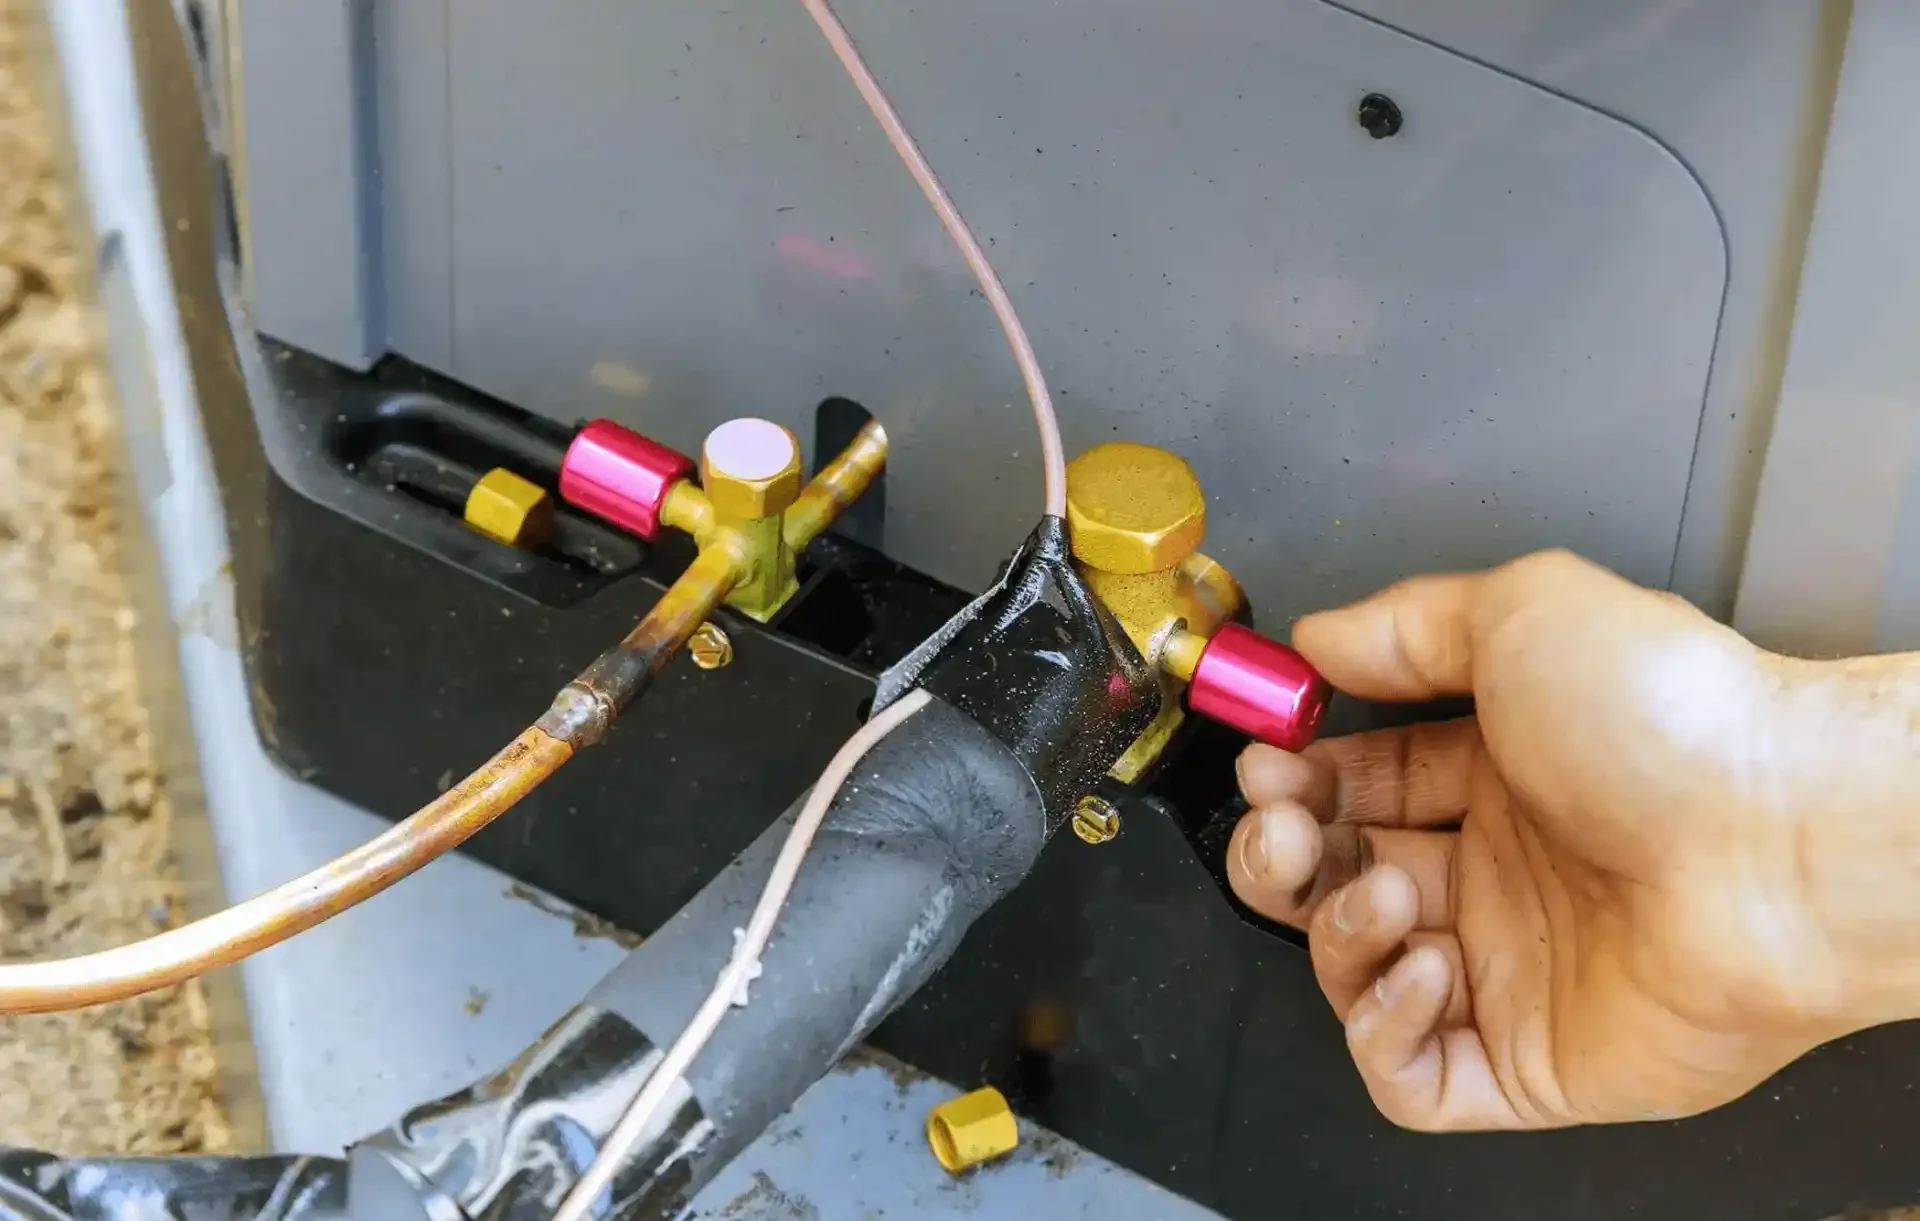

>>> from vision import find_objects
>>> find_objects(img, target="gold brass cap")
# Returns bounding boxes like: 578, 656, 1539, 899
927, 1086, 1019, 1174
701, 418, 802, 520
464, 468, 552, 547
1065, 442, 1206, 574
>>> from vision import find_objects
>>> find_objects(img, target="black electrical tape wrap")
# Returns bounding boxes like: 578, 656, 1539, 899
873, 515, 1162, 828
0, 1149, 346, 1219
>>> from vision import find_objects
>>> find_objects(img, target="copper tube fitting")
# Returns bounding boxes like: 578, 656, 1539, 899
1161, 628, 1207, 684
660, 480, 717, 544
1178, 552, 1244, 623
565, 542, 744, 734
784, 419, 889, 551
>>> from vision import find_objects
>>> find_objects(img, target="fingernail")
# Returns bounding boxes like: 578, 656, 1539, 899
1237, 816, 1269, 879
1372, 973, 1397, 1008
1378, 947, 1437, 1005
1330, 882, 1356, 935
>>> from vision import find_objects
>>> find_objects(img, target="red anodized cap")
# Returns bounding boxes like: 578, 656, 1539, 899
1186, 623, 1331, 754
558, 420, 696, 540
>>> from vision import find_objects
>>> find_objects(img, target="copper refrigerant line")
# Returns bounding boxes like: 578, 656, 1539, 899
0, 419, 885, 1014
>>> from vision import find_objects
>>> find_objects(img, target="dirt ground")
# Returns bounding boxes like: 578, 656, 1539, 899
0, 4, 229, 1156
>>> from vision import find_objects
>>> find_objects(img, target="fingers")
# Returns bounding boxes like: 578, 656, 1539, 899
1309, 864, 1421, 1016
1297, 866, 1526, 1131
1261, 858, 1530, 1131
1292, 571, 1486, 701
1236, 746, 1336, 818
1226, 801, 1323, 920
1228, 806, 1456, 931
1345, 945, 1526, 1131
1239, 719, 1480, 828
1291, 549, 1652, 704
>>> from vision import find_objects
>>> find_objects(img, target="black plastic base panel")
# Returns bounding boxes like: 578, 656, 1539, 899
201, 342, 1920, 1221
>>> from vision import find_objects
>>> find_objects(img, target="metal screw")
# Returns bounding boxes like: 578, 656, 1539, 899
1070, 795, 1121, 845
688, 622, 733, 670
1357, 92, 1403, 139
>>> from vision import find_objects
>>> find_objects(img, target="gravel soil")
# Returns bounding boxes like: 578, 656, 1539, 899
0, 0, 230, 1156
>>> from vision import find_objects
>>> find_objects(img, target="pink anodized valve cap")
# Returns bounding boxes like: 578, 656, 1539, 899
558, 419, 696, 540
1187, 623, 1332, 754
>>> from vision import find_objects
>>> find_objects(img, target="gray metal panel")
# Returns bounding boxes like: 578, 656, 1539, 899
233, 0, 383, 369
1338, 1, 1851, 617
371, 0, 451, 371
1734, 0, 1920, 657
425, 0, 1725, 627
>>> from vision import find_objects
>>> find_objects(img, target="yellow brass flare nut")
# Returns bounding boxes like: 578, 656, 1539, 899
465, 468, 552, 548
1064, 442, 1206, 574
927, 1086, 1019, 1174
701, 418, 802, 521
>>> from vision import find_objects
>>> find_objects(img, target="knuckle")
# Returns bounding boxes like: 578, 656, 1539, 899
1504, 547, 1586, 581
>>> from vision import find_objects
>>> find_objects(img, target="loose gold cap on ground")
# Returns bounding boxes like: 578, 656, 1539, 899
465, 468, 553, 547
1064, 442, 1206, 574
927, 1086, 1019, 1173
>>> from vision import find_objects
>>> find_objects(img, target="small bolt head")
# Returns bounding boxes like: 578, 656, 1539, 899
1357, 92, 1403, 139
687, 622, 733, 670
701, 418, 802, 520
1070, 795, 1121, 845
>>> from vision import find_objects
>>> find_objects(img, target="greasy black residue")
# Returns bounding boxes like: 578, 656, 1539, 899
504, 882, 644, 948
873, 518, 1160, 831
715, 1170, 819, 1220
840, 1045, 934, 1094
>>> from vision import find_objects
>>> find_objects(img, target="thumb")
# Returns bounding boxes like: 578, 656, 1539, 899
1291, 572, 1487, 702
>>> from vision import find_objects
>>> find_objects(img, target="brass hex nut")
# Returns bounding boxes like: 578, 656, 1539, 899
701, 418, 802, 521
464, 468, 553, 547
927, 1086, 1019, 1174
1065, 442, 1206, 574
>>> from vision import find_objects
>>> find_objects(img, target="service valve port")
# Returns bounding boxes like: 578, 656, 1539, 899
1064, 441, 1330, 798
557, 415, 889, 625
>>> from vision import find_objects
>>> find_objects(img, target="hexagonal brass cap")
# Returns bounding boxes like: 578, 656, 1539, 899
1065, 442, 1206, 574
464, 468, 552, 548
701, 418, 802, 520
927, 1086, 1018, 1173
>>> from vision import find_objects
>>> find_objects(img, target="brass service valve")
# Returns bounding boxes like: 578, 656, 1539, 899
557, 414, 888, 625
1065, 442, 1329, 789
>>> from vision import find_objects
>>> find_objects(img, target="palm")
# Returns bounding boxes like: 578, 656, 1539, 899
1447, 767, 1808, 1129
1226, 550, 1855, 1131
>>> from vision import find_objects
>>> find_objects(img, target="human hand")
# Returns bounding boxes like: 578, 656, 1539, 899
1227, 550, 1920, 1130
